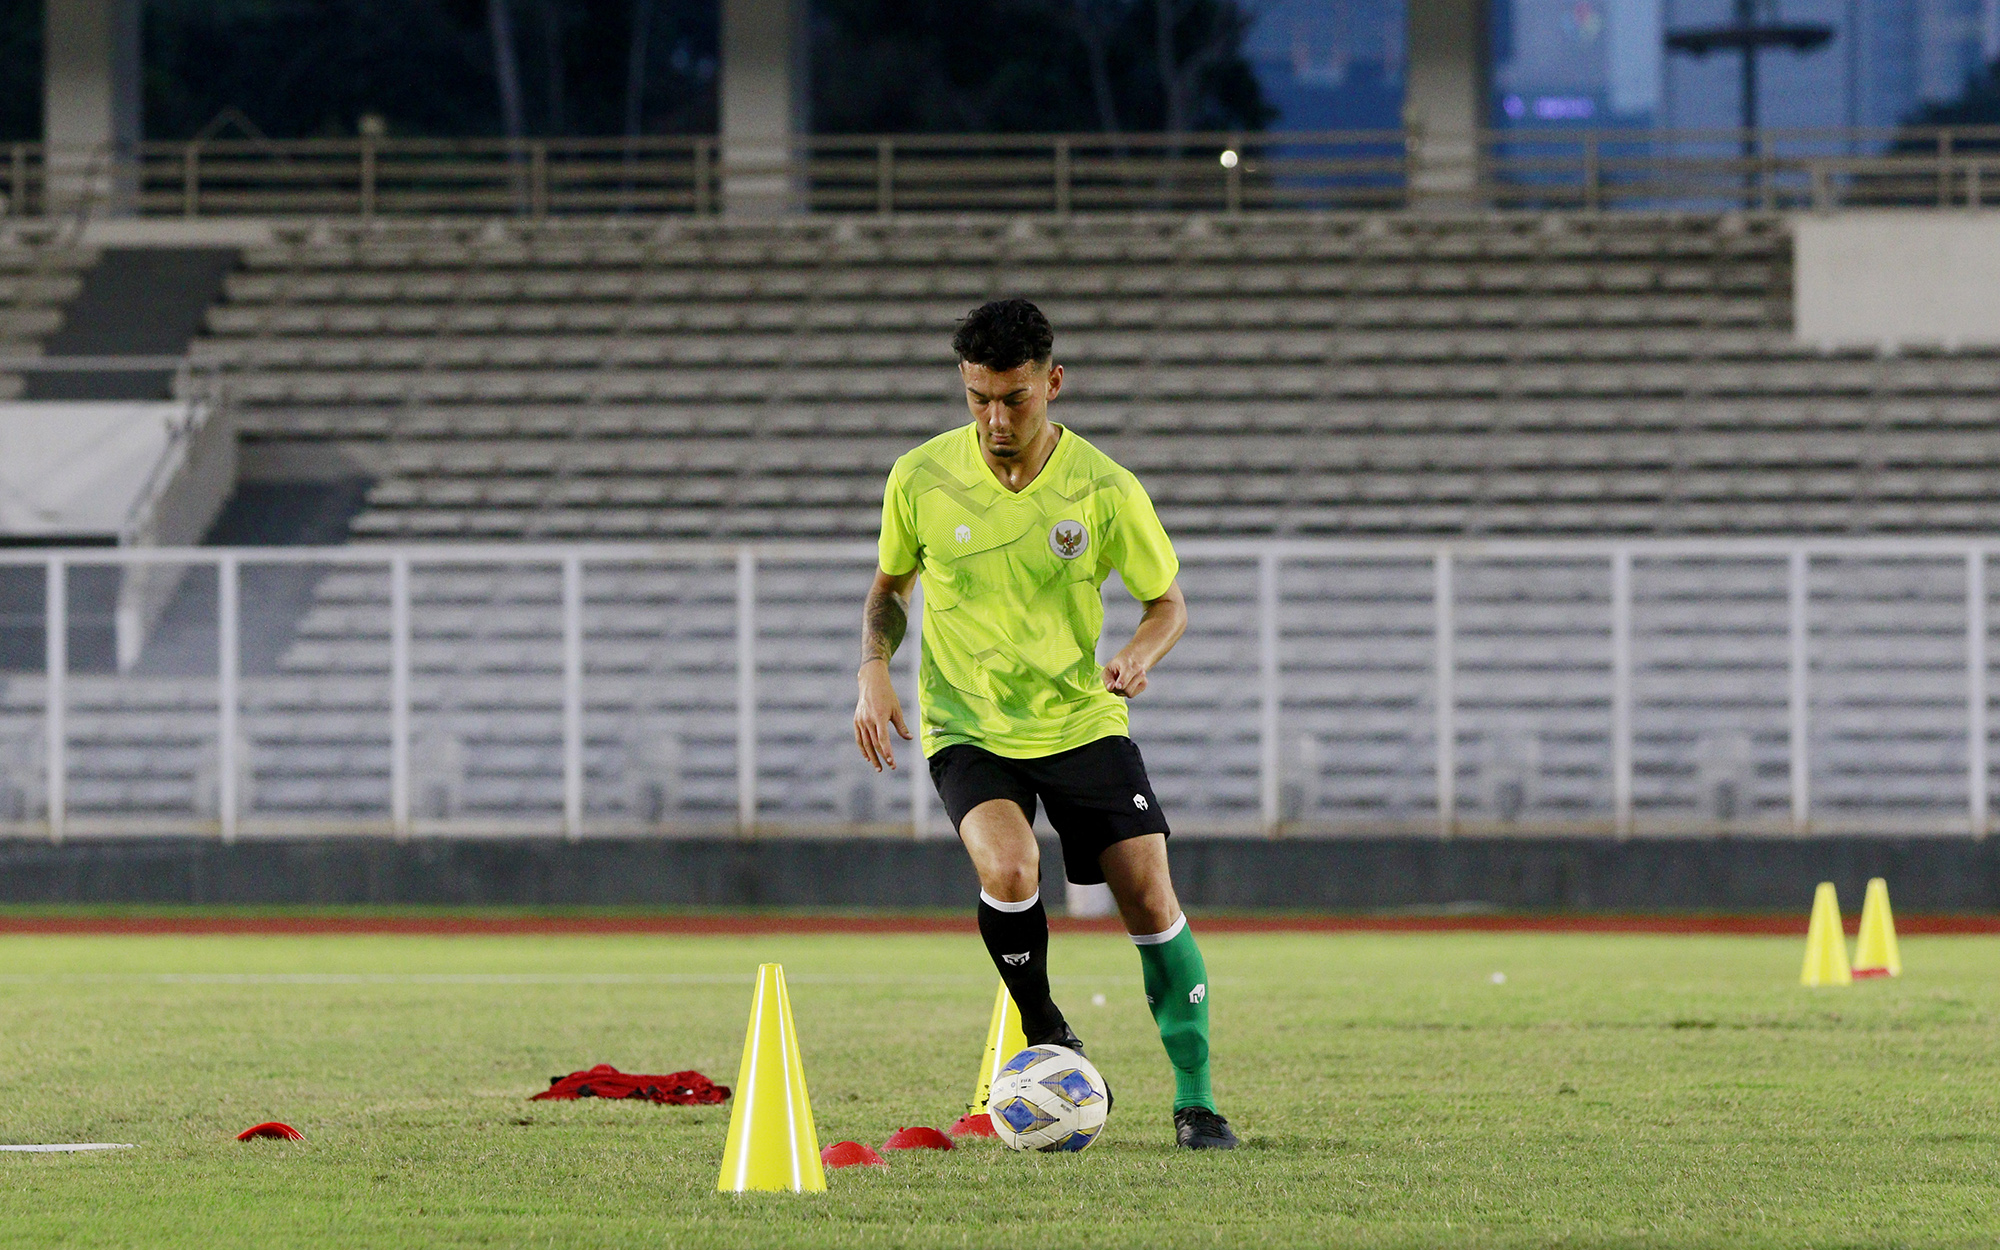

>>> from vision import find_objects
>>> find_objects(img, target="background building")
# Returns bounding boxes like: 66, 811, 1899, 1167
1242, 0, 1407, 130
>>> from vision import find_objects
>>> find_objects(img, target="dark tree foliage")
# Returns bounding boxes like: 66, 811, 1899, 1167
145, 0, 717, 139
1901, 59, 2000, 135
1840, 59, 2000, 204
0, 4, 41, 142
0, 0, 717, 142
1882, 58, 2000, 171
144, 0, 495, 138
811, 0, 1270, 134
0, 0, 1261, 142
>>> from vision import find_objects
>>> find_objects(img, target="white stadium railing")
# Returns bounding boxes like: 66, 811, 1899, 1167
7, 126, 2000, 219
0, 536, 1994, 842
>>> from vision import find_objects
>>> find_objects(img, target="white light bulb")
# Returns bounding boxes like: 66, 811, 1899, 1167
1219, 150, 1239, 169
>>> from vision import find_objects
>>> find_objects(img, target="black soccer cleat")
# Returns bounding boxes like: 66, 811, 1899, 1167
1029, 1020, 1088, 1056
1174, 1107, 1239, 1150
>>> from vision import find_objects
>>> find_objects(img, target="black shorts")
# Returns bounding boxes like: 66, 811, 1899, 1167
928, 735, 1170, 886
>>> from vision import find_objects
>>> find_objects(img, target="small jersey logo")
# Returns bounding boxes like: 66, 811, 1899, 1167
1049, 520, 1089, 559
1188, 983, 1207, 1005
1132, 793, 1149, 811
1002, 952, 1030, 966
955, 524, 971, 544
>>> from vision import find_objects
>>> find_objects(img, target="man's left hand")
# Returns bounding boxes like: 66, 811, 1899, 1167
1102, 652, 1149, 698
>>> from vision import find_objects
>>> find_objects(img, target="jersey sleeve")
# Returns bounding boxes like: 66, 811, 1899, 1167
877, 458, 920, 576
1103, 471, 1179, 601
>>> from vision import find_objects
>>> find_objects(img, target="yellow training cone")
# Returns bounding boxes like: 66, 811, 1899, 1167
950, 982, 1027, 1137
717, 963, 825, 1193
1853, 877, 1902, 978
1800, 881, 1852, 987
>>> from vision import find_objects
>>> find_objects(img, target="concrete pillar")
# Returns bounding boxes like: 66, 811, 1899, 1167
720, 0, 808, 215
1404, 0, 1489, 206
44, 0, 143, 216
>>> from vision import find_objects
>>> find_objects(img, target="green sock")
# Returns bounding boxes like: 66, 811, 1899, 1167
1134, 915, 1213, 1112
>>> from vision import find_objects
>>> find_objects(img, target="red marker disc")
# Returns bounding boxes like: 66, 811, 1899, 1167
819, 1140, 886, 1168
235, 1122, 303, 1141
881, 1126, 953, 1151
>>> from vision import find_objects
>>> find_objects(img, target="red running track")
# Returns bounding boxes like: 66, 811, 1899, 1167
1, 913, 1996, 936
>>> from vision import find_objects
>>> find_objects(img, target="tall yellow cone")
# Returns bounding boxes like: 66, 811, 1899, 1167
1800, 881, 1853, 987
967, 981, 1029, 1118
1853, 877, 1902, 978
717, 963, 825, 1193
948, 982, 1029, 1137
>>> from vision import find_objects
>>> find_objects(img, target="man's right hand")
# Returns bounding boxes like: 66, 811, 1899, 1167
854, 659, 913, 772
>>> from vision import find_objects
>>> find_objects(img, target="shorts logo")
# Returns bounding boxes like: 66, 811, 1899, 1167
955, 524, 971, 544
1132, 794, 1148, 811
1049, 520, 1089, 559
1002, 952, 1031, 966
1189, 983, 1207, 1005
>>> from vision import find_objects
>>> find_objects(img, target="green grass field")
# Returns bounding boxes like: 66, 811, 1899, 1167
2, 928, 1996, 1248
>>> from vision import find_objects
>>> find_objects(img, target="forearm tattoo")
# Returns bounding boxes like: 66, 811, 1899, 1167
861, 587, 908, 666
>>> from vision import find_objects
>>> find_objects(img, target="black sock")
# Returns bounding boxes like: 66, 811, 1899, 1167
976, 890, 1066, 1042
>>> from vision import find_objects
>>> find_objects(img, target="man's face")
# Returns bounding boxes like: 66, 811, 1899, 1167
961, 359, 1063, 460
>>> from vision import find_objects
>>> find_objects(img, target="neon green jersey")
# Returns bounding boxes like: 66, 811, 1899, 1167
878, 423, 1180, 759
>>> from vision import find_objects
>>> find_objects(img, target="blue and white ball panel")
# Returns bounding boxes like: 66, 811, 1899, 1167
993, 1095, 1059, 1135
1001, 1046, 1061, 1075
1040, 1067, 1104, 1107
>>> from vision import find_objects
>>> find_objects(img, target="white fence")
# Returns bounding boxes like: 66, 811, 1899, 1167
0, 536, 1992, 842
11, 126, 2000, 217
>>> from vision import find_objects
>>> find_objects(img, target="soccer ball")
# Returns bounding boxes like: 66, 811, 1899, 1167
986, 1044, 1110, 1152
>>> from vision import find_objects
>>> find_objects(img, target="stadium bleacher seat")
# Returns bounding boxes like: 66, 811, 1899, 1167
194, 211, 1966, 543
0, 230, 99, 397
184, 212, 1984, 548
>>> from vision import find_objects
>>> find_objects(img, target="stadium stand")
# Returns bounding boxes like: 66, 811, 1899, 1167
0, 227, 92, 395
196, 210, 2000, 542
0, 211, 1990, 837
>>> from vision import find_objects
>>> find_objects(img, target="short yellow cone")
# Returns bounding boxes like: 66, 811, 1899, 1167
1800, 881, 1853, 987
1853, 877, 1902, 978
966, 981, 1029, 1119
717, 963, 825, 1193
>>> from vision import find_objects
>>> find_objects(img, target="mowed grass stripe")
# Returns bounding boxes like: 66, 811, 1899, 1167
1, 932, 1996, 1249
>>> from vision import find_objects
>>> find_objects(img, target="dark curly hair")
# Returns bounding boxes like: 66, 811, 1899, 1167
951, 298, 1054, 371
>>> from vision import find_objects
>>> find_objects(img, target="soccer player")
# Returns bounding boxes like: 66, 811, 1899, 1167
852, 298, 1237, 1151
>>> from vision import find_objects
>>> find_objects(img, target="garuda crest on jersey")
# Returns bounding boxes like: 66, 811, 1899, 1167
1048, 520, 1089, 559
